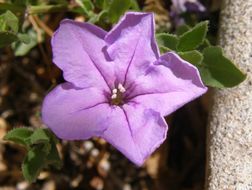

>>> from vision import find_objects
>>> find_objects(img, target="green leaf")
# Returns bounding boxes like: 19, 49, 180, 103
46, 142, 62, 169
0, 18, 6, 31
88, 10, 108, 23
22, 146, 47, 182
29, 128, 50, 145
82, 0, 94, 11
200, 46, 246, 88
22, 140, 62, 183
175, 24, 190, 36
0, 31, 18, 48
178, 50, 203, 66
98, 0, 112, 9
44, 131, 58, 145
12, 28, 38, 56
5, 127, 62, 182
22, 129, 61, 182
44, 129, 62, 168
0, 11, 21, 47
17, 33, 31, 44
156, 33, 178, 51
4, 127, 33, 147
94, 0, 105, 9
108, 0, 131, 23
0, 10, 19, 33
75, 0, 94, 16
130, 0, 140, 10
159, 46, 171, 54
177, 21, 208, 51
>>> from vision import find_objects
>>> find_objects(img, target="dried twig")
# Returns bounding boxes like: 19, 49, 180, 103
33, 15, 53, 37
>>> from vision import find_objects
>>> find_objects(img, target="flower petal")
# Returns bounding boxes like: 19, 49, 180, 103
126, 52, 207, 116
185, 2, 205, 12
172, 0, 187, 12
101, 103, 168, 166
42, 83, 112, 140
105, 12, 159, 85
52, 19, 115, 90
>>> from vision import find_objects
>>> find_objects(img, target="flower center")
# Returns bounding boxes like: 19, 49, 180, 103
111, 83, 126, 106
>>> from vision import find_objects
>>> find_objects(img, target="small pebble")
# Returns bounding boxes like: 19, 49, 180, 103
100, 159, 110, 172
41, 180, 56, 190
123, 184, 132, 190
71, 175, 83, 188
91, 148, 99, 157
37, 171, 49, 180
16, 181, 29, 190
90, 177, 104, 190
83, 141, 94, 151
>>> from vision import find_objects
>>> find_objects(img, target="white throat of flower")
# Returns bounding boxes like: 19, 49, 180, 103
111, 83, 126, 105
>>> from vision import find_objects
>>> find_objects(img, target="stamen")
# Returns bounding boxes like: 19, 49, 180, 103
110, 83, 126, 105
111, 94, 117, 99
112, 88, 118, 94
118, 83, 126, 93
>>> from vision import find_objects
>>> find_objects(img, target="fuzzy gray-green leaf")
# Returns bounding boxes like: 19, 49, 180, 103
178, 50, 203, 66
177, 21, 208, 51
108, 0, 131, 23
200, 46, 246, 88
4, 127, 33, 147
29, 128, 50, 145
22, 146, 47, 182
0, 10, 19, 33
156, 33, 178, 51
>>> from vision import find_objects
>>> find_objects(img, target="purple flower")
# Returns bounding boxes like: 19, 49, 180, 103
42, 12, 207, 166
171, 0, 205, 13
170, 0, 206, 26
